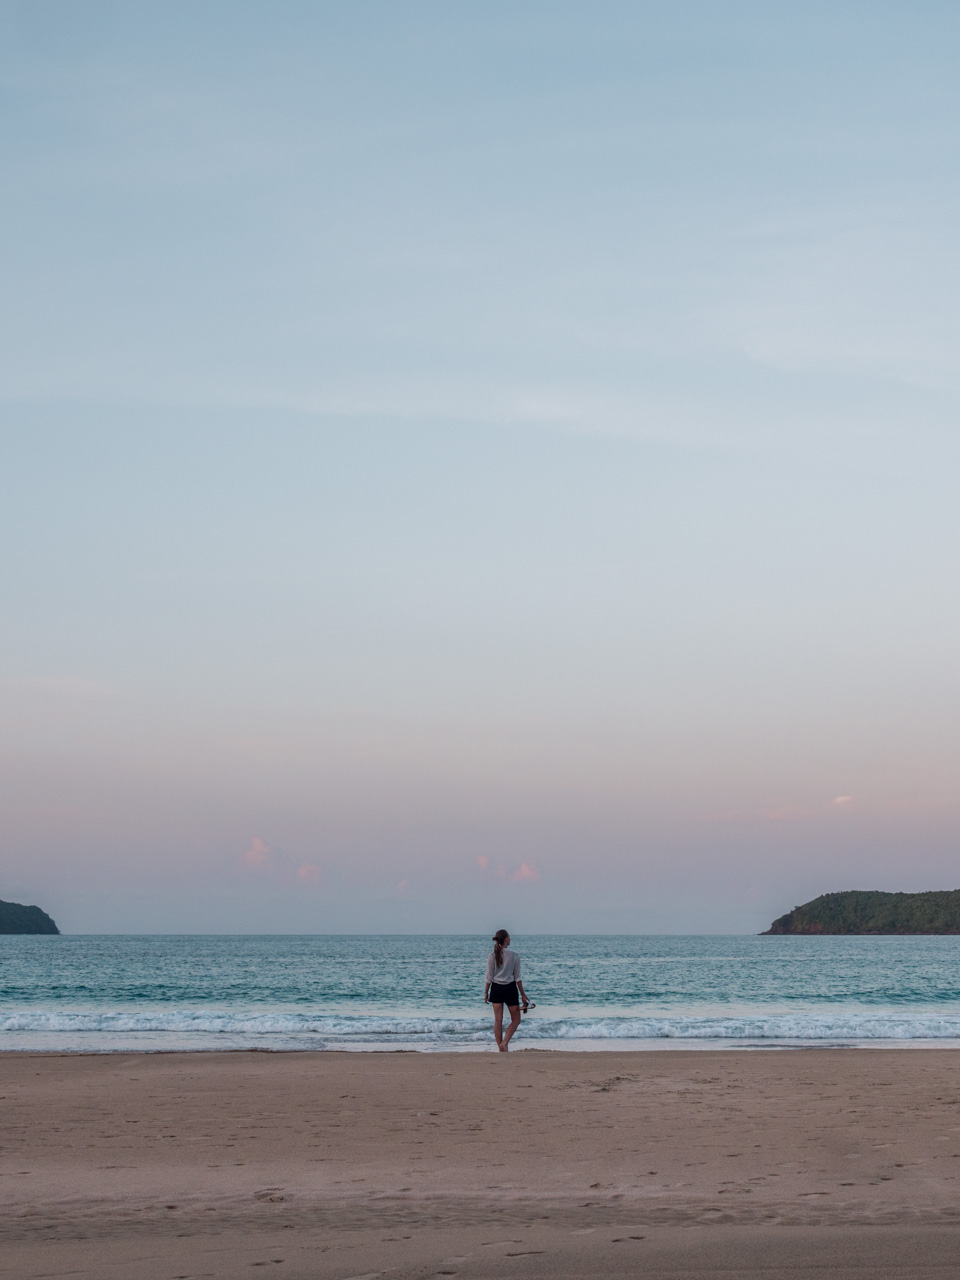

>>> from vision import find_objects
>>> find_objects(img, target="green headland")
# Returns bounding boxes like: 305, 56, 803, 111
764, 889, 960, 935
0, 899, 59, 934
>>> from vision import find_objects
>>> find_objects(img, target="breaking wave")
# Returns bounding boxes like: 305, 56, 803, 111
5, 1006, 960, 1048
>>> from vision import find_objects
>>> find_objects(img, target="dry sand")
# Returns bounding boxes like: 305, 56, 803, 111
3, 1048, 960, 1277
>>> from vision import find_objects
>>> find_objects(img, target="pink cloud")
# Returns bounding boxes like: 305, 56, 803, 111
239, 838, 322, 887
833, 795, 854, 806
511, 861, 540, 883
494, 860, 541, 883
241, 836, 273, 870
476, 855, 489, 871
393, 878, 410, 898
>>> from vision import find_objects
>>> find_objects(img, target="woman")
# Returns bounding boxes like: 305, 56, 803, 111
484, 928, 529, 1052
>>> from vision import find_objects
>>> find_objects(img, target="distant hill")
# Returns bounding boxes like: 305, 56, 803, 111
764, 890, 960, 935
0, 899, 59, 934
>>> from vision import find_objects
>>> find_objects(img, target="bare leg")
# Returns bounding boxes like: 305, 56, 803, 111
493, 1002, 504, 1050
501, 1005, 522, 1051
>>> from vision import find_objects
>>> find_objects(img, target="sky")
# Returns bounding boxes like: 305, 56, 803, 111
2, 1, 960, 934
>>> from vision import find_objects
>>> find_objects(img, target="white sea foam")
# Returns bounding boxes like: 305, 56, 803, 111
5, 1007, 960, 1048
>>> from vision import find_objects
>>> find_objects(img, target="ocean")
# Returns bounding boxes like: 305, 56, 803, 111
3, 933, 960, 1053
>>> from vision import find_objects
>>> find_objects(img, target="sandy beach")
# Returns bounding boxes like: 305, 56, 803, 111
3, 1048, 960, 1278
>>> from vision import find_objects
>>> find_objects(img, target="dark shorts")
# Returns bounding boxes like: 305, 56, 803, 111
489, 980, 520, 1006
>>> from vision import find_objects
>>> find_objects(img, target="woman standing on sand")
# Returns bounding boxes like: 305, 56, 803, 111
484, 929, 529, 1052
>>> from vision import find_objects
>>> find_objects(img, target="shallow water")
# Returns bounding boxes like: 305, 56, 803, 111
3, 933, 960, 1051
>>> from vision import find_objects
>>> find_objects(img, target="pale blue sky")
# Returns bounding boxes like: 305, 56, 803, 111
2, 2, 959, 932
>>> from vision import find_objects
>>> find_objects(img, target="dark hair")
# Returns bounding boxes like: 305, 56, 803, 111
492, 928, 509, 967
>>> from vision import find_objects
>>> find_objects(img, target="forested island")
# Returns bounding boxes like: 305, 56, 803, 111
0, 899, 59, 934
764, 890, 960, 935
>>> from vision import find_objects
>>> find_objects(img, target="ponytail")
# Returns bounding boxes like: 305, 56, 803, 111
492, 928, 509, 968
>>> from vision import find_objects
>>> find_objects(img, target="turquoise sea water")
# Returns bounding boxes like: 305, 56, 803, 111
3, 934, 960, 1052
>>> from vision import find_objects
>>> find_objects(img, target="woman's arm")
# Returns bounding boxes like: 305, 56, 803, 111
518, 980, 528, 1006
484, 951, 496, 1000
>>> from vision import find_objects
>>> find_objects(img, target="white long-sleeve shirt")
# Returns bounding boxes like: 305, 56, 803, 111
486, 947, 521, 984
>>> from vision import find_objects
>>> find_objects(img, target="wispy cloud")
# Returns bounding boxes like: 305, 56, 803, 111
705, 794, 860, 825
479, 859, 542, 884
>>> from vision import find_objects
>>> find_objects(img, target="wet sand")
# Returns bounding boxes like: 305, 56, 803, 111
3, 1048, 960, 1277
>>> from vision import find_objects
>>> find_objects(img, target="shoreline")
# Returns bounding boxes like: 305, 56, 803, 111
6, 1036, 960, 1054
